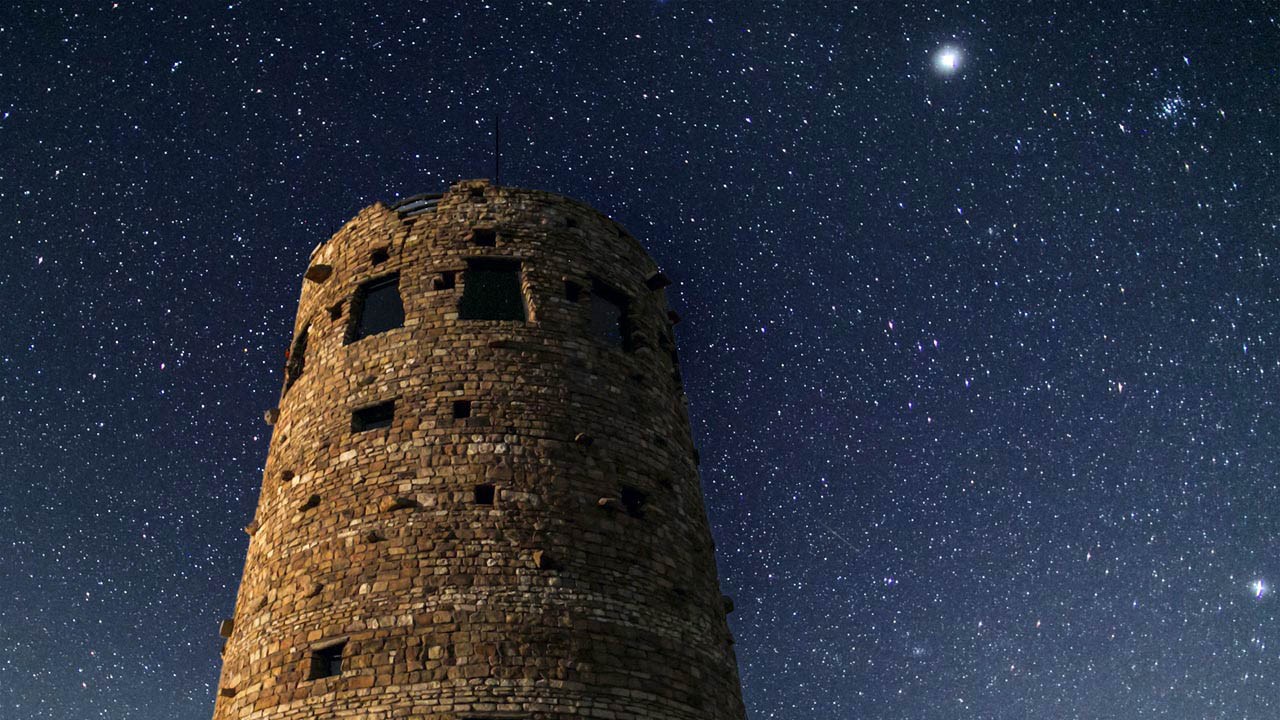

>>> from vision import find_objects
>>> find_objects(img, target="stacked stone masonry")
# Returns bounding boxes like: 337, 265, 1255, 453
212, 180, 747, 720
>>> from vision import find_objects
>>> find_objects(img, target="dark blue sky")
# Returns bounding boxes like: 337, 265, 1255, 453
2, 2, 1277, 718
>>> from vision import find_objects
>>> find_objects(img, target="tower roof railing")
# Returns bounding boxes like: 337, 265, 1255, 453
389, 192, 444, 218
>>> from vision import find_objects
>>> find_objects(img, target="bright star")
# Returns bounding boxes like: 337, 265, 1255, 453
935, 46, 961, 73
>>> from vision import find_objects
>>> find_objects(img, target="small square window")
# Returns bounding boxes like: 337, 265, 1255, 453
352, 401, 395, 432
370, 247, 390, 265
471, 228, 497, 246
347, 274, 404, 342
308, 641, 345, 680
453, 399, 472, 419
459, 259, 526, 321
564, 280, 583, 302
620, 486, 647, 518
434, 271, 456, 290
473, 484, 496, 505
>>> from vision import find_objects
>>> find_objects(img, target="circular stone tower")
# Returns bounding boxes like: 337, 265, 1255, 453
212, 180, 747, 720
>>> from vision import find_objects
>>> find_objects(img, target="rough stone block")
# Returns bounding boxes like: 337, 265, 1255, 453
304, 264, 333, 283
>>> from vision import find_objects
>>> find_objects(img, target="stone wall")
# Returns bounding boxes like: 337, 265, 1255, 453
212, 180, 746, 720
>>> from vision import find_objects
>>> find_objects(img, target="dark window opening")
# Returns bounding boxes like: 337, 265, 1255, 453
590, 282, 631, 348
469, 187, 486, 202
328, 301, 344, 321
352, 401, 395, 432
473, 483, 496, 505
471, 228, 497, 246
565, 216, 579, 228
459, 259, 526, 321
347, 274, 404, 342
308, 642, 345, 680
620, 486, 647, 518
434, 271, 456, 290
452, 399, 472, 419
280, 470, 295, 483
564, 280, 583, 302
370, 247, 390, 265
284, 324, 309, 391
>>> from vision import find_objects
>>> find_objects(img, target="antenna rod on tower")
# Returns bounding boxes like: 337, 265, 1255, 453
494, 115, 502, 186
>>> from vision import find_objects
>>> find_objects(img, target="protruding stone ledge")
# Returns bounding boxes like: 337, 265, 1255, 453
304, 264, 333, 283
645, 271, 672, 290
380, 496, 419, 512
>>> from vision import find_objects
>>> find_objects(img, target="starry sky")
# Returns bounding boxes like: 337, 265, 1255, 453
3, 2, 1278, 718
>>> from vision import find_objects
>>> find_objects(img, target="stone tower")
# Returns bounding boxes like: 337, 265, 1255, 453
212, 180, 746, 720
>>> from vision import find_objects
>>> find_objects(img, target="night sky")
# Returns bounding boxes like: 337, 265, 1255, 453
3, 2, 1278, 718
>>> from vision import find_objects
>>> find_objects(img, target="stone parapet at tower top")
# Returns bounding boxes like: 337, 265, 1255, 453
212, 179, 747, 720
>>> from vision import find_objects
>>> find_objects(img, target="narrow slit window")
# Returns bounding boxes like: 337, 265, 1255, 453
471, 228, 497, 246
473, 483, 496, 505
308, 641, 346, 680
452, 399, 472, 419
352, 401, 395, 432
590, 282, 631, 348
284, 324, 309, 391
459, 259, 526, 321
347, 274, 404, 342
620, 485, 647, 518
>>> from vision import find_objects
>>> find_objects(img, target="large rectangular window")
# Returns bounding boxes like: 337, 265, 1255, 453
459, 259, 526, 321
283, 324, 309, 391
352, 400, 395, 432
347, 274, 404, 342
590, 281, 630, 348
